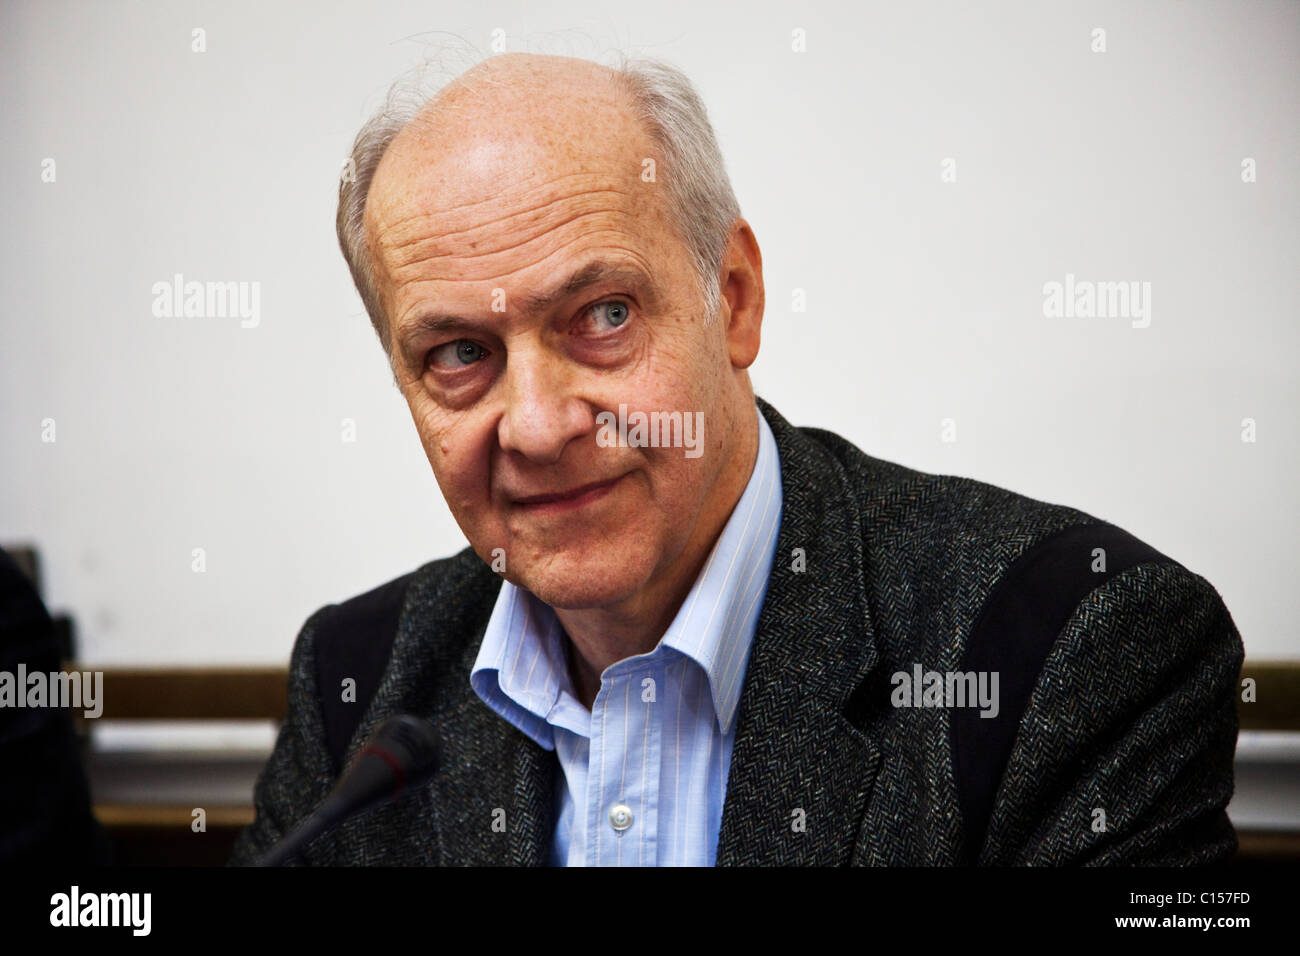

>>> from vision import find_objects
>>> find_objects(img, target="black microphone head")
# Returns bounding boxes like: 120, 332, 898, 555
255, 713, 441, 866
364, 714, 441, 783
321, 714, 441, 824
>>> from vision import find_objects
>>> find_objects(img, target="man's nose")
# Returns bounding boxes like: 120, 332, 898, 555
497, 353, 591, 465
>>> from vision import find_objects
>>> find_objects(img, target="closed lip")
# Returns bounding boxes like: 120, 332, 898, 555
510, 473, 626, 508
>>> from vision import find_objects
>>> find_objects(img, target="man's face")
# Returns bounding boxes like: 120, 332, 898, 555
363, 66, 746, 611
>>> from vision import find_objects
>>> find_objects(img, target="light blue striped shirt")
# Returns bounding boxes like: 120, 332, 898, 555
469, 408, 782, 866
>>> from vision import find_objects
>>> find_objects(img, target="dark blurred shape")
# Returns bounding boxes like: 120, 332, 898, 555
0, 545, 113, 865
6, 544, 77, 660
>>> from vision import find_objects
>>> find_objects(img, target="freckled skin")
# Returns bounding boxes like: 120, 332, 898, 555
364, 53, 766, 707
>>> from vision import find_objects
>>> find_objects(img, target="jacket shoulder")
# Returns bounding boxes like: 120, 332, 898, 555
798, 422, 1101, 567
791, 422, 1217, 666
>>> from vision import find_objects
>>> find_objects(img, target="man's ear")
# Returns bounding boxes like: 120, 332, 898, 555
718, 219, 764, 370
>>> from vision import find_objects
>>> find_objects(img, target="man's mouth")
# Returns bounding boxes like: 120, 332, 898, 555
510, 473, 627, 514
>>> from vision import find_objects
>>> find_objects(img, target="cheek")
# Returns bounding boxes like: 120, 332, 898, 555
638, 337, 724, 429
406, 396, 492, 507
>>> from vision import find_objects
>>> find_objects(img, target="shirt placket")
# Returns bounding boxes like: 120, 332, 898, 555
585, 659, 663, 866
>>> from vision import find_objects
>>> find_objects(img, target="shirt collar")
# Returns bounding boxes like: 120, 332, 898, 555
470, 407, 783, 743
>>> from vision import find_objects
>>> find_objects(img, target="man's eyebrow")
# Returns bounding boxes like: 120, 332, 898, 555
519, 260, 654, 315
395, 260, 657, 360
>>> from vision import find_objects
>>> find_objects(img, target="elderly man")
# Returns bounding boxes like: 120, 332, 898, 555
230, 52, 1242, 866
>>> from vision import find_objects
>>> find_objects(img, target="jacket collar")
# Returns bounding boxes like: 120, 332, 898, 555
352, 396, 883, 865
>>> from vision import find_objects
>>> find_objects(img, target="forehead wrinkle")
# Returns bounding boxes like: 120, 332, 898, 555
369, 168, 619, 238
386, 213, 644, 292
377, 186, 635, 273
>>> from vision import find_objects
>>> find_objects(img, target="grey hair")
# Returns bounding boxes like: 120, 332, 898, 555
336, 52, 741, 361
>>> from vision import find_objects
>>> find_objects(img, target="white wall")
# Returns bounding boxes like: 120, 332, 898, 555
2, 0, 1296, 663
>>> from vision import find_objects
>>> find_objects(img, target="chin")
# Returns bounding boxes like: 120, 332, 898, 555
512, 546, 657, 610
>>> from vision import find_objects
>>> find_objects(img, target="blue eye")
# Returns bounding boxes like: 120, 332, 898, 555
589, 300, 630, 329
429, 339, 487, 368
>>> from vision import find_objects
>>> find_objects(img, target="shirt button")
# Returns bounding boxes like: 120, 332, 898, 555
608, 804, 634, 832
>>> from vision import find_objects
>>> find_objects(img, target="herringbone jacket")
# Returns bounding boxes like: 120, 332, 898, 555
229, 398, 1243, 866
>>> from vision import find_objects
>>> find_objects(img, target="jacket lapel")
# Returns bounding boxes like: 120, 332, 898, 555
425, 678, 556, 866
715, 399, 885, 865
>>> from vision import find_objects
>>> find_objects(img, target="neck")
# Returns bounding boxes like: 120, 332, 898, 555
556, 401, 761, 709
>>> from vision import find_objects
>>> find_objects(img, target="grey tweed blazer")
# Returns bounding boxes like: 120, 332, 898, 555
229, 398, 1243, 866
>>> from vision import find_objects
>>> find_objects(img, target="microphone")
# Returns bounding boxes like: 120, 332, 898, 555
256, 714, 440, 866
